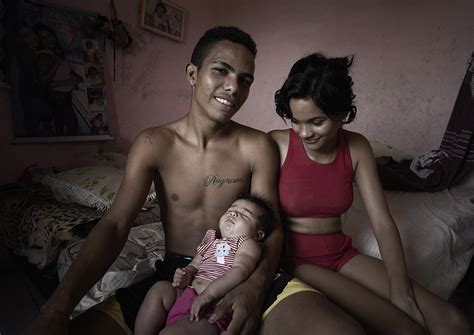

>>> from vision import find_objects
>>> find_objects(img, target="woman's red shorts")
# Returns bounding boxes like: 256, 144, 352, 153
284, 230, 359, 272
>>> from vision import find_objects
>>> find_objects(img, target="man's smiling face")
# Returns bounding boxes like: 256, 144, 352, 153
188, 40, 255, 124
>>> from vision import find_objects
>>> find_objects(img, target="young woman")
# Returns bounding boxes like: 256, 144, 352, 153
269, 53, 470, 335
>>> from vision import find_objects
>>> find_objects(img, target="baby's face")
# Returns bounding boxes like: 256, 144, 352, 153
219, 199, 263, 239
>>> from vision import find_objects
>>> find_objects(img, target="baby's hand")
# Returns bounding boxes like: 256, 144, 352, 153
172, 266, 196, 288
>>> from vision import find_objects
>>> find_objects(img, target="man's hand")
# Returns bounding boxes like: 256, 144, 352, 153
171, 266, 196, 288
20, 309, 69, 335
190, 291, 215, 322
208, 280, 264, 335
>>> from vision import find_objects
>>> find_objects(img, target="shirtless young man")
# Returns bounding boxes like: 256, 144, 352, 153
21, 27, 364, 335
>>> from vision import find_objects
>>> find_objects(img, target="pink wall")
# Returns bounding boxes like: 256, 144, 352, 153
218, 0, 474, 156
1, 0, 473, 183
102, 0, 218, 151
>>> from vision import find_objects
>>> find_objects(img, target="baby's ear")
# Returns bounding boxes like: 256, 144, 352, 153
256, 230, 265, 241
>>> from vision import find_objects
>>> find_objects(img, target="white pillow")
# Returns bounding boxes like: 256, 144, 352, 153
42, 166, 156, 211
369, 141, 413, 163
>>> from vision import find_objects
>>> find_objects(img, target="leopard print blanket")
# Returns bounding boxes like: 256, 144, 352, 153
0, 184, 103, 269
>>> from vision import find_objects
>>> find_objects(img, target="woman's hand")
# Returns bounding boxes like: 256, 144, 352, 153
390, 283, 428, 332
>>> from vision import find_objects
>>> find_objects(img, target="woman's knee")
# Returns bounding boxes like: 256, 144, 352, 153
392, 318, 425, 335
335, 315, 366, 335
436, 304, 471, 334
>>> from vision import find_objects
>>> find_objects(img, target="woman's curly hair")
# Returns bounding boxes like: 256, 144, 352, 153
275, 53, 357, 124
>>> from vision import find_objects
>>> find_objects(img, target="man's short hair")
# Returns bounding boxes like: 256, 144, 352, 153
191, 26, 257, 69
237, 193, 275, 238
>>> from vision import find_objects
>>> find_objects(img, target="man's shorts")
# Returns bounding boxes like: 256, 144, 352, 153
94, 251, 318, 334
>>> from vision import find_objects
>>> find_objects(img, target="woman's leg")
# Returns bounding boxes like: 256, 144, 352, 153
294, 262, 424, 335
295, 254, 470, 335
339, 254, 471, 335
260, 291, 366, 335
134, 281, 177, 335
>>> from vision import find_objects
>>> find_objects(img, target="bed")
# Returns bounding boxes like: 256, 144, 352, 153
0, 182, 104, 269
343, 170, 474, 299
0, 151, 162, 272
1, 143, 473, 316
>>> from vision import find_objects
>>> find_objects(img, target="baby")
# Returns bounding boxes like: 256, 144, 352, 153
134, 193, 274, 335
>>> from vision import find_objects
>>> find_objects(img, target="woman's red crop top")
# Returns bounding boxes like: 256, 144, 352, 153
278, 129, 354, 218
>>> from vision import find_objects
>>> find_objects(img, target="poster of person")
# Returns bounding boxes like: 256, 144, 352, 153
0, 0, 6, 85
141, 0, 186, 42
5, 0, 112, 142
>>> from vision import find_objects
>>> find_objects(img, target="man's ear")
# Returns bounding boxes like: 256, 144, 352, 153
186, 63, 197, 86
256, 230, 265, 241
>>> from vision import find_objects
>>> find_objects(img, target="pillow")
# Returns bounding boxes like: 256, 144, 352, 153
42, 166, 156, 211
369, 140, 413, 163
74, 152, 127, 170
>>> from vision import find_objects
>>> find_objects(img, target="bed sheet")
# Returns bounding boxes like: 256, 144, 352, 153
343, 178, 474, 299
58, 222, 165, 317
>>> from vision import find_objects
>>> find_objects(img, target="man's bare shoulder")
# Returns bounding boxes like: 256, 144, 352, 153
230, 123, 280, 172
268, 129, 289, 148
232, 122, 275, 149
127, 124, 179, 169
134, 124, 176, 151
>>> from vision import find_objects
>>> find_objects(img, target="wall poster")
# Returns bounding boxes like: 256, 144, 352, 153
6, 0, 113, 142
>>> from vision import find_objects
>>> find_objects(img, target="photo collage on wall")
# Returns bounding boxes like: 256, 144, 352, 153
81, 17, 107, 136
0, 0, 5, 84
5, 0, 111, 141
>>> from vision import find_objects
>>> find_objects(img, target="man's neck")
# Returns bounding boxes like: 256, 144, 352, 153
180, 112, 234, 150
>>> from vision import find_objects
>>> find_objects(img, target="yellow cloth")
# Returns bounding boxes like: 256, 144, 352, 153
94, 278, 317, 331
262, 277, 319, 319
93, 296, 132, 335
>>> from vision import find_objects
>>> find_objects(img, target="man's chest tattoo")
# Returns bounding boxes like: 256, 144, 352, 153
203, 175, 244, 188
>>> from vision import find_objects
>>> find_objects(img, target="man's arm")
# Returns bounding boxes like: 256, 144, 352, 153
210, 133, 283, 334
240, 132, 283, 287
21, 129, 161, 334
